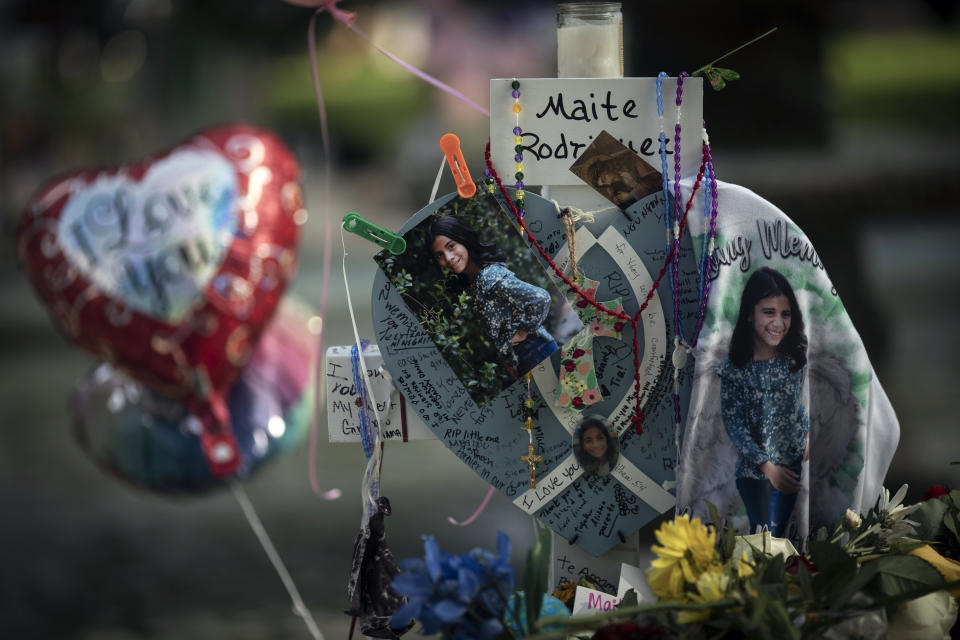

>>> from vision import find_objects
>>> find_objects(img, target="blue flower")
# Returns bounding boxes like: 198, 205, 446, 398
390, 532, 515, 639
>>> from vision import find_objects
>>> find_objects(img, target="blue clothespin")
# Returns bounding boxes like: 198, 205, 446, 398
342, 212, 406, 255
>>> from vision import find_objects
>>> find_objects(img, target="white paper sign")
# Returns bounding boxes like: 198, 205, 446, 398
616, 562, 653, 602
490, 78, 703, 186
325, 345, 434, 443
572, 586, 621, 616
552, 532, 638, 598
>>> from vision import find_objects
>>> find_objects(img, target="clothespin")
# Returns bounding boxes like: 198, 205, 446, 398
439, 133, 476, 199
342, 212, 406, 255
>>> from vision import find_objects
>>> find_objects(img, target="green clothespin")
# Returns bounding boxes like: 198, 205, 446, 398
342, 212, 406, 255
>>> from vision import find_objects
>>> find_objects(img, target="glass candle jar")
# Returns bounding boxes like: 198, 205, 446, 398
557, 2, 623, 78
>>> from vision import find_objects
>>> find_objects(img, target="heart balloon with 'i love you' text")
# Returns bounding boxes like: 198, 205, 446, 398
17, 125, 305, 476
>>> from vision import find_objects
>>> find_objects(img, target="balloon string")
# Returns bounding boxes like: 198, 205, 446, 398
306, 9, 338, 499
230, 480, 324, 640
340, 224, 386, 517
447, 486, 496, 526
429, 154, 446, 203
309, 4, 489, 117
304, 1, 486, 496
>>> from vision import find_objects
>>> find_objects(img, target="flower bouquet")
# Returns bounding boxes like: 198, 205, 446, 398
387, 483, 960, 639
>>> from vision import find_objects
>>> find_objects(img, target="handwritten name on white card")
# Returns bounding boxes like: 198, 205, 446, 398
572, 586, 621, 616
325, 345, 434, 443
490, 78, 703, 187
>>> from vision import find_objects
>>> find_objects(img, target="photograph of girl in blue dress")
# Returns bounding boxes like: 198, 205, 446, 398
375, 195, 582, 407
717, 267, 810, 536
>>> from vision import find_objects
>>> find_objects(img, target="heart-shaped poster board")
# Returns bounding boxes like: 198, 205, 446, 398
372, 188, 700, 555
17, 125, 303, 475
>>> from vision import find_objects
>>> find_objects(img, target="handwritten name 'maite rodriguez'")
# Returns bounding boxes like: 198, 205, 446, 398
520, 91, 676, 161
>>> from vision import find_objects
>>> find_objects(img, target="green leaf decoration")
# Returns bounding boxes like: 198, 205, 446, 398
809, 540, 856, 575
704, 500, 736, 561
793, 561, 815, 601
864, 554, 946, 601
912, 497, 949, 541
889, 540, 931, 555
618, 588, 638, 608
706, 500, 722, 528
831, 561, 880, 608
723, 525, 736, 562
690, 27, 776, 91
523, 528, 552, 635
704, 67, 726, 91
718, 67, 741, 81
809, 541, 858, 605
766, 599, 799, 638
759, 553, 786, 585
700, 66, 742, 91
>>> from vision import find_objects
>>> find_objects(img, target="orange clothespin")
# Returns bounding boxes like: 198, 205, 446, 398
439, 133, 476, 199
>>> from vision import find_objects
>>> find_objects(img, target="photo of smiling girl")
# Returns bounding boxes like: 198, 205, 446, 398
572, 415, 619, 476
427, 215, 559, 377
716, 267, 809, 536
375, 195, 582, 408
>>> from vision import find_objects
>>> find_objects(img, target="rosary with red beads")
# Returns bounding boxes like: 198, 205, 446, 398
483, 75, 718, 436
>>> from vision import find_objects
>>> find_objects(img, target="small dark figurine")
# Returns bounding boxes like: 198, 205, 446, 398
345, 497, 412, 639
572, 415, 620, 476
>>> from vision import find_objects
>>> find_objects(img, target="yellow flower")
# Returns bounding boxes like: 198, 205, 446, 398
694, 566, 729, 601
646, 514, 717, 600
677, 566, 730, 624
552, 579, 577, 605
911, 544, 960, 597
736, 551, 755, 579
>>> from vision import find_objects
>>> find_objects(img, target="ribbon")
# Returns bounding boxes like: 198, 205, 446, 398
447, 486, 497, 526
301, 0, 488, 495
305, 1, 489, 117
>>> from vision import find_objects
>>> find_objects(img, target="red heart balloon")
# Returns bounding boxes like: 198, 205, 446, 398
17, 124, 304, 476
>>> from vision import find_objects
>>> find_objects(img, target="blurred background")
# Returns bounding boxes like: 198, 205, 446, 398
1, 0, 958, 637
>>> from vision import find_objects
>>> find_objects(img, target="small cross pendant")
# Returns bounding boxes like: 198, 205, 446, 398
520, 443, 543, 489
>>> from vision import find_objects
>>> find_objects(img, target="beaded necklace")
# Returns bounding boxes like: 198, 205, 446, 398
510, 78, 526, 215
488, 77, 717, 436
519, 372, 542, 488
654, 73, 721, 463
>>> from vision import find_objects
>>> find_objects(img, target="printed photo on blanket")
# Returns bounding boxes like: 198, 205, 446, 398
675, 183, 898, 545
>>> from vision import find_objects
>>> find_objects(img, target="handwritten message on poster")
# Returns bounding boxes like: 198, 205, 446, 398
325, 345, 434, 443
371, 189, 699, 555
490, 78, 702, 186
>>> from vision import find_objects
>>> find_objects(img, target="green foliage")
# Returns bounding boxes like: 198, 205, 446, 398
699, 66, 740, 91
529, 485, 960, 640
705, 500, 737, 562
376, 193, 562, 406
691, 28, 776, 92
522, 528, 553, 636
913, 489, 960, 560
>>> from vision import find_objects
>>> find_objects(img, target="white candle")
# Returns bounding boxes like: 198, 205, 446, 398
557, 3, 623, 78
